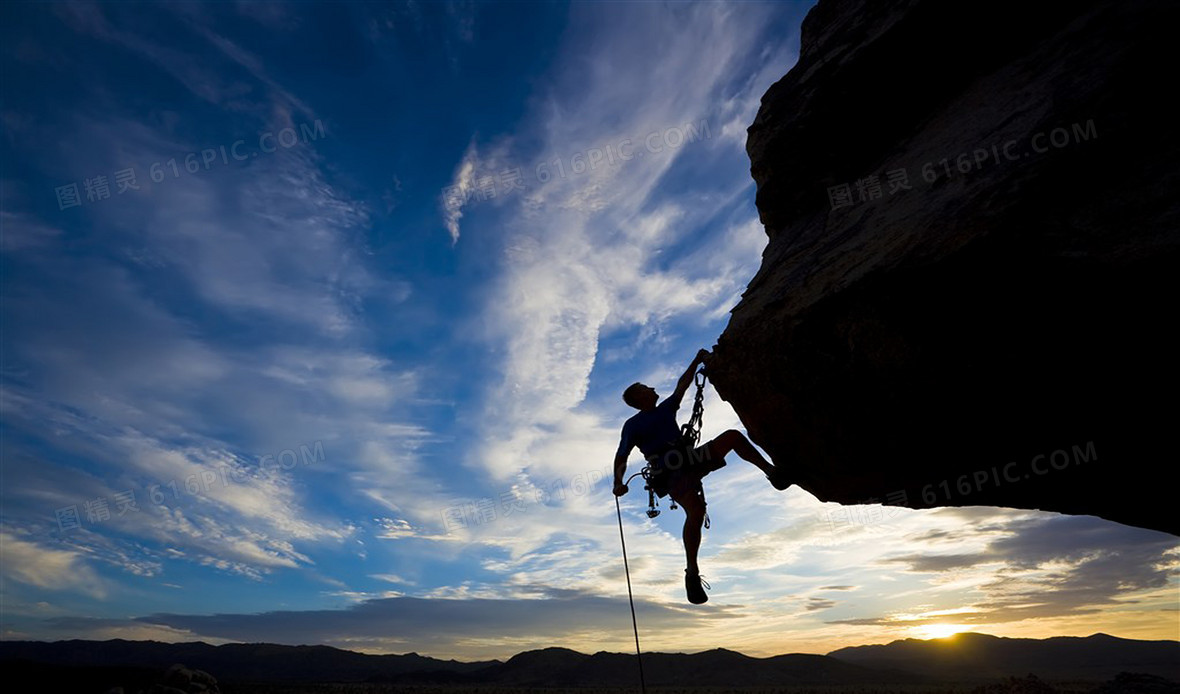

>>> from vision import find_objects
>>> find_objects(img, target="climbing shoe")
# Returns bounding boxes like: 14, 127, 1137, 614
685, 569, 710, 604
766, 465, 792, 491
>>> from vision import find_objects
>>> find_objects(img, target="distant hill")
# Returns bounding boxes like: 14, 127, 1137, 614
828, 632, 1180, 682
0, 639, 919, 687
469, 645, 922, 687
2, 633, 1177, 688
0, 638, 495, 683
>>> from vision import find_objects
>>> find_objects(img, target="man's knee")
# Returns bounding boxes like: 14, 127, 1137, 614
723, 429, 745, 444
707, 429, 742, 455
712, 429, 741, 446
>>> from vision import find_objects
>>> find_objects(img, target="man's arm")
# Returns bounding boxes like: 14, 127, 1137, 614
665, 348, 710, 409
612, 452, 629, 496
613, 425, 633, 496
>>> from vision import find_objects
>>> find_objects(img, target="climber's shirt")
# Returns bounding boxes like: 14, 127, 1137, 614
616, 397, 683, 461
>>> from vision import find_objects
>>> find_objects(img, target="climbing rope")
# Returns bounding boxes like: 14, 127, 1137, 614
614, 493, 647, 694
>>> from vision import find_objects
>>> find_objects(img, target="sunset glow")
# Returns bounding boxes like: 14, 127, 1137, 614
910, 624, 971, 640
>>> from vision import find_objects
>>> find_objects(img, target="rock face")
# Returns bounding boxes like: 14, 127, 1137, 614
711, 0, 1179, 535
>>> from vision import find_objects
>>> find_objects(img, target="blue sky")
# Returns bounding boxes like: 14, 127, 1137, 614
1, 0, 1176, 661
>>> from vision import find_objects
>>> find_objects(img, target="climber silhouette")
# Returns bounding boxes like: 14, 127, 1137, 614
612, 348, 791, 604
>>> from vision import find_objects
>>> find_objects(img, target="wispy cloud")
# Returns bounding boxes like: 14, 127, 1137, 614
52, 593, 737, 659
1, 21, 429, 590
829, 515, 1180, 628
0, 530, 107, 598
454, 2, 795, 487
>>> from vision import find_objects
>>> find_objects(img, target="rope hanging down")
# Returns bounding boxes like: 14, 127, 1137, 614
614, 494, 647, 694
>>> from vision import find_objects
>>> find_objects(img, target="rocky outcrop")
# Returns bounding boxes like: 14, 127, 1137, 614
149, 664, 220, 694
711, 0, 1179, 534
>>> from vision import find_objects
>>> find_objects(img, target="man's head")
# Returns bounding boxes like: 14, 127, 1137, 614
622, 382, 658, 410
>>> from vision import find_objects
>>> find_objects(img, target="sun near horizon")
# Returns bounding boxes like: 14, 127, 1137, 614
909, 624, 972, 640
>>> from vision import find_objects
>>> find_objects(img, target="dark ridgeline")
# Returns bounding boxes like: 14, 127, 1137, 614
829, 633, 1180, 682
470, 646, 922, 687
0, 639, 494, 683
2, 633, 1178, 688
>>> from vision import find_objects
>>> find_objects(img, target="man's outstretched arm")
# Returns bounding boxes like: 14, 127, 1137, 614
666, 348, 710, 409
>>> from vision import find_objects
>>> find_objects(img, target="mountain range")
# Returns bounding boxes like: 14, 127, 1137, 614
2, 632, 1177, 687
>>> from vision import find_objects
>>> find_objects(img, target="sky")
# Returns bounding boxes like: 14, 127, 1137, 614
1, 0, 1177, 663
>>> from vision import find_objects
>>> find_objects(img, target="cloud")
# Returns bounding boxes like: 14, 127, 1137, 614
709, 523, 809, 571
52, 1, 315, 122
884, 553, 993, 573
441, 136, 519, 244
805, 598, 837, 611
0, 0, 965, 661
0, 97, 426, 582
1, 356, 355, 579
443, 2, 802, 503
234, 0, 299, 31
0, 211, 62, 252
370, 573, 415, 586
441, 144, 478, 244
0, 531, 106, 598
38, 617, 216, 643
444, 0, 476, 44
833, 515, 1180, 628
45, 594, 738, 659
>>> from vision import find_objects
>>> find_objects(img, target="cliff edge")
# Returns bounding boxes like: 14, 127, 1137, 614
711, 0, 1179, 535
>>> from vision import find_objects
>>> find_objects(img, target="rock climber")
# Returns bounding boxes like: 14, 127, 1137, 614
612, 348, 791, 604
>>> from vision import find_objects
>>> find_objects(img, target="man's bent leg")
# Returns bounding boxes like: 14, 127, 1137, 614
706, 429, 774, 476
706, 429, 790, 490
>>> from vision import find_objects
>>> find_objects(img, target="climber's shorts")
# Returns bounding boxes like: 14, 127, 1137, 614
645, 442, 727, 499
